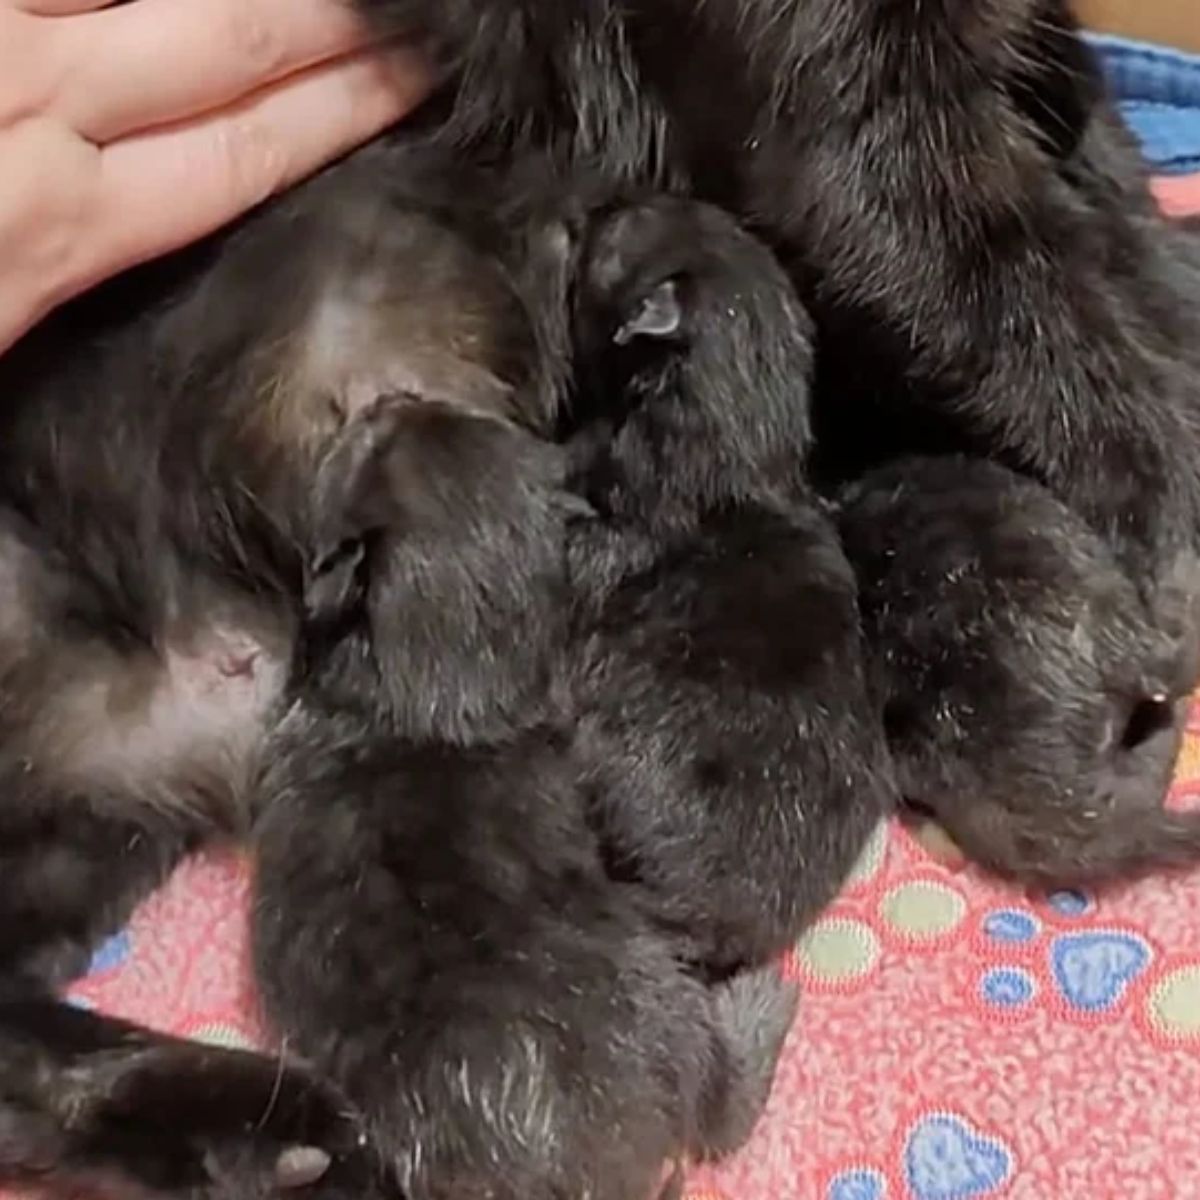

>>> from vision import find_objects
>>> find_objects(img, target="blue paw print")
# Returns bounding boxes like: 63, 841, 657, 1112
982, 909, 1039, 944
86, 930, 132, 976
904, 1113, 1013, 1199
1050, 931, 1150, 1011
828, 1168, 886, 1200
979, 966, 1036, 1008
1046, 889, 1092, 917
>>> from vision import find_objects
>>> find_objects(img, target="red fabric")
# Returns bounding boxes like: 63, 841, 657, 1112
7, 174, 1200, 1200
1153, 173, 1200, 217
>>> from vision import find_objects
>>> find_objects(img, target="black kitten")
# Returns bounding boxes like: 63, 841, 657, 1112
839, 455, 1200, 888
562, 197, 894, 977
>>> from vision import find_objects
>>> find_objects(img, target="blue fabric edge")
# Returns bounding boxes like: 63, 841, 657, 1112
1085, 32, 1200, 175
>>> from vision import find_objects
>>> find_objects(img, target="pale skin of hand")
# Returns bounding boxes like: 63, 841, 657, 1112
0, 0, 432, 355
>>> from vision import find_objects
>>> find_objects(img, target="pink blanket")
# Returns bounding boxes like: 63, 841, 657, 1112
10, 179, 1200, 1200
1153, 173, 1200, 215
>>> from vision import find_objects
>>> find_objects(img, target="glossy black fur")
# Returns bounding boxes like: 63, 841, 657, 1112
840, 456, 1200, 888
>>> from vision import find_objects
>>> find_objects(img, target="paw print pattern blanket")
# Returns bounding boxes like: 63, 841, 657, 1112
7, 33, 1200, 1200
42, 702, 1200, 1200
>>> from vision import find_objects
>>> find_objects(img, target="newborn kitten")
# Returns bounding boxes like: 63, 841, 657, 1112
562, 196, 894, 978
839, 455, 1200, 887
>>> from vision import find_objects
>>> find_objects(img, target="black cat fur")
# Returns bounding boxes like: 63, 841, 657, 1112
0, 142, 550, 991
0, 143, 566, 1199
352, 0, 1200, 912
560, 198, 891, 976
355, 0, 1200, 622
0, 999, 381, 1200
254, 393, 794, 1200
336, 0, 1200, 923
0, 0, 1192, 1016
0, 158, 863, 1195
1, 0, 1198, 1191
839, 455, 1200, 888
251, 193, 883, 1200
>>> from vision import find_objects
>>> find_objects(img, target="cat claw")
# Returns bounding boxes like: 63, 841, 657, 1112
273, 1146, 333, 1189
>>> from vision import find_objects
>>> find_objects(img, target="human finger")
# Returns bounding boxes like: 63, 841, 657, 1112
0, 116, 101, 354
15, 0, 112, 15
86, 45, 427, 287
46, 0, 386, 143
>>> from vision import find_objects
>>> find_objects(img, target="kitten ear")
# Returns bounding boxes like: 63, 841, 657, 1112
303, 396, 418, 626
614, 279, 682, 344
309, 395, 417, 547
304, 538, 366, 626
305, 394, 570, 742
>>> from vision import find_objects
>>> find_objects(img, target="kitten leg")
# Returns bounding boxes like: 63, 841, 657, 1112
0, 998, 382, 1200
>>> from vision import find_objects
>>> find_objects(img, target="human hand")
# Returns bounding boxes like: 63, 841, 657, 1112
0, 0, 431, 354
